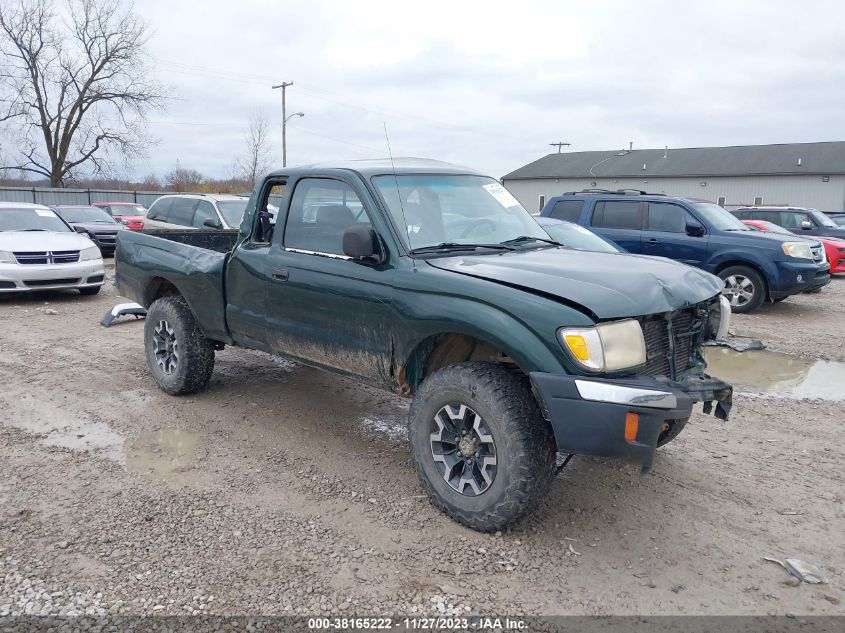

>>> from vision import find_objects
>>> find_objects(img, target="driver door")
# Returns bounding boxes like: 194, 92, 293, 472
263, 177, 397, 385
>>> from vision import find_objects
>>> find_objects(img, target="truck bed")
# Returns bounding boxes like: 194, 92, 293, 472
115, 229, 240, 342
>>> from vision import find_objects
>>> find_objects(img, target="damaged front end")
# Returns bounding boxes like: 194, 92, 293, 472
531, 294, 733, 470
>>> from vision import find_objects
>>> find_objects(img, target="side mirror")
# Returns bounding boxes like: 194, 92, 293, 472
203, 218, 223, 230
685, 221, 705, 237
800, 220, 812, 230
343, 225, 382, 263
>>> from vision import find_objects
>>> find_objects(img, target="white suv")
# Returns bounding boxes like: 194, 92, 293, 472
143, 194, 248, 231
0, 202, 105, 295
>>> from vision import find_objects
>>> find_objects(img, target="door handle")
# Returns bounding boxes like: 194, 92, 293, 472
271, 268, 289, 282
646, 238, 659, 244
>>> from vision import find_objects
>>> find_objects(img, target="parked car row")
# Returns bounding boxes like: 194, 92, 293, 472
539, 190, 832, 313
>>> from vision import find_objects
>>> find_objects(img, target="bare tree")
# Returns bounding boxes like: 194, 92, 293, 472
235, 110, 272, 188
0, 0, 166, 187
164, 162, 203, 192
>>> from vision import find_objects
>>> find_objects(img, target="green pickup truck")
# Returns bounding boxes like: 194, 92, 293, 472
116, 159, 733, 532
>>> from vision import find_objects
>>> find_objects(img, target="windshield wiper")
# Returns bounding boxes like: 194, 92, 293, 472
724, 228, 751, 231
18, 228, 48, 232
410, 242, 515, 254
500, 235, 562, 247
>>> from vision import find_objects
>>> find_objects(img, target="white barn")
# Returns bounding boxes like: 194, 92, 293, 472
502, 141, 845, 214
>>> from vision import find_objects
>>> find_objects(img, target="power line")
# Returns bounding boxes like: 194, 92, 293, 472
550, 141, 571, 153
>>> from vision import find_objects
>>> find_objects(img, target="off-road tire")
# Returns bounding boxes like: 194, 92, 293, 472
79, 286, 101, 296
718, 265, 766, 314
409, 362, 557, 532
656, 418, 689, 448
144, 296, 215, 395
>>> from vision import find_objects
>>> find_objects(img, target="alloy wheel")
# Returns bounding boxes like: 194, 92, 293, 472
722, 274, 755, 308
152, 319, 179, 375
429, 403, 497, 496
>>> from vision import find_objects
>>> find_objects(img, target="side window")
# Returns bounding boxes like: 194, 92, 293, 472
147, 198, 173, 221
548, 200, 584, 222
646, 202, 691, 233
591, 200, 642, 229
98, 205, 112, 215
254, 182, 286, 244
751, 210, 775, 222
284, 179, 370, 256
168, 198, 199, 227
779, 212, 804, 229
733, 209, 750, 219
193, 201, 218, 229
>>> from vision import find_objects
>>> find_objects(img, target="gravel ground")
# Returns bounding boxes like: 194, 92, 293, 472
1, 264, 843, 617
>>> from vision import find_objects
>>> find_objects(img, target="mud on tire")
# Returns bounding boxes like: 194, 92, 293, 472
144, 296, 215, 395
408, 362, 557, 532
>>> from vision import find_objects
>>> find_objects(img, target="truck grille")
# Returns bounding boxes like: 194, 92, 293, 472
640, 307, 707, 379
13, 250, 80, 264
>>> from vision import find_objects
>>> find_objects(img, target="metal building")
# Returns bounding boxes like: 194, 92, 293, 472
501, 141, 845, 213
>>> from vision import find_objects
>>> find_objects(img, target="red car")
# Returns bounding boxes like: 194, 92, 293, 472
92, 202, 147, 230
742, 219, 845, 274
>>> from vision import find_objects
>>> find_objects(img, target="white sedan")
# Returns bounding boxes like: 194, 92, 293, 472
0, 202, 106, 295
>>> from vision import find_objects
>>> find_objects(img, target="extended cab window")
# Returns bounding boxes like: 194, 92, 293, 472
548, 200, 583, 222
284, 179, 370, 256
646, 202, 692, 233
591, 200, 642, 229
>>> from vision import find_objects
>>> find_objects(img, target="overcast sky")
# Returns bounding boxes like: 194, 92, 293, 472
135, 0, 845, 180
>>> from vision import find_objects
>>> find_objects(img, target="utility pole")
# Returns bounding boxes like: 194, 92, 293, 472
272, 81, 294, 167
550, 142, 571, 153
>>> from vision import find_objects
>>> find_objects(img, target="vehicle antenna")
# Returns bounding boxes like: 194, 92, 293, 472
383, 122, 415, 270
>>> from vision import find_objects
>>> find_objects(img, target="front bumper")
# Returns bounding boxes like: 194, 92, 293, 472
0, 260, 106, 293
771, 261, 830, 298
530, 372, 732, 469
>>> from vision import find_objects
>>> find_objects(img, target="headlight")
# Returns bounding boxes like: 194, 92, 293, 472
0, 250, 15, 264
558, 319, 646, 372
781, 242, 813, 260
80, 246, 101, 261
707, 295, 731, 340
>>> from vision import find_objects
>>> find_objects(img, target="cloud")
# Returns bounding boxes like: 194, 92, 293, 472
121, 0, 845, 180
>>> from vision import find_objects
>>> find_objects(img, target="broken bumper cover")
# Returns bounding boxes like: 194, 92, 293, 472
530, 372, 732, 469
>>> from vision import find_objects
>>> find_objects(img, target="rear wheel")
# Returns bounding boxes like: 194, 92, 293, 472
79, 286, 101, 296
718, 265, 766, 314
409, 362, 557, 532
144, 296, 215, 395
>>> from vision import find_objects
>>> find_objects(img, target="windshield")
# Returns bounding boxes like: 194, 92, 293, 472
56, 206, 116, 223
0, 207, 71, 232
540, 222, 620, 253
118, 205, 147, 217
217, 199, 249, 227
691, 202, 750, 231
373, 174, 547, 250
809, 209, 837, 228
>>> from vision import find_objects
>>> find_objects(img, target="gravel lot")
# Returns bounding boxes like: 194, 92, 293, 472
1, 263, 843, 617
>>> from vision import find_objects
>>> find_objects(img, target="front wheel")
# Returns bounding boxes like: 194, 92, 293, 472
144, 296, 215, 395
718, 265, 766, 314
408, 362, 557, 532
79, 286, 101, 296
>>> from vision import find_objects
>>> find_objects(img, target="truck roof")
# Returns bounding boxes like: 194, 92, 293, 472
269, 157, 486, 178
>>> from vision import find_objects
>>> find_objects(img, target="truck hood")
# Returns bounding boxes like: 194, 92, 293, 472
426, 248, 724, 319
0, 230, 96, 251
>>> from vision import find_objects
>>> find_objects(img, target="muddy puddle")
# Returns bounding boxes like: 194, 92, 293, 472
124, 428, 204, 478
704, 348, 845, 400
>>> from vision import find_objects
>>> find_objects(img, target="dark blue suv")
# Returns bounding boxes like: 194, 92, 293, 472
540, 190, 830, 313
